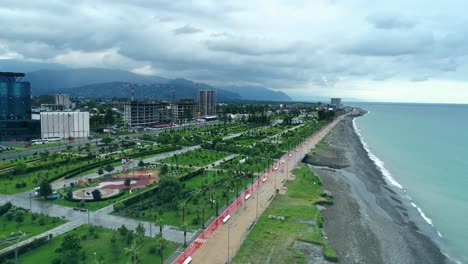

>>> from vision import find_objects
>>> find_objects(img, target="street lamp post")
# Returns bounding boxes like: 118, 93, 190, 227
149, 222, 152, 237
256, 182, 259, 220
15, 231, 26, 264
29, 193, 32, 212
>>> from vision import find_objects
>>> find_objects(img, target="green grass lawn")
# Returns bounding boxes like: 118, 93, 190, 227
160, 149, 230, 167
232, 163, 337, 263
17, 225, 179, 264
0, 206, 66, 250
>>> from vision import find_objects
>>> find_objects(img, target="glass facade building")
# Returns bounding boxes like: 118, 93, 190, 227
0, 80, 32, 120
0, 73, 39, 141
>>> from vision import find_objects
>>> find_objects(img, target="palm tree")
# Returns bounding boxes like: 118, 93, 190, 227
156, 217, 164, 236
124, 239, 140, 264
154, 234, 166, 264
207, 181, 214, 208
201, 201, 207, 229
213, 193, 220, 216
179, 201, 186, 223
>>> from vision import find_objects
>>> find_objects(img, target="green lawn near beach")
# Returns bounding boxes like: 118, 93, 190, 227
17, 225, 179, 264
232, 163, 337, 263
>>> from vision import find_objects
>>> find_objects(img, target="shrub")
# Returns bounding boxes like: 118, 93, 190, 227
0, 202, 12, 215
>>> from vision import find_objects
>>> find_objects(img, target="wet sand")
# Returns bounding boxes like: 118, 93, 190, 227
306, 111, 452, 264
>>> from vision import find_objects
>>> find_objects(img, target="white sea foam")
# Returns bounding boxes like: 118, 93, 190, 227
411, 202, 433, 226
352, 118, 403, 189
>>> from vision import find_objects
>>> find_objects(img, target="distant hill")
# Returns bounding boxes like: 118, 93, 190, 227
219, 85, 292, 101
57, 81, 242, 101
7, 66, 293, 102
24, 68, 169, 94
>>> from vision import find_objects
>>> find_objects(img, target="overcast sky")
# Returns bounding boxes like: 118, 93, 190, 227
1, 0, 468, 103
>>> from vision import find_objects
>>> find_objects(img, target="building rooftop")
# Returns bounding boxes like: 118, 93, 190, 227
0, 72, 25, 82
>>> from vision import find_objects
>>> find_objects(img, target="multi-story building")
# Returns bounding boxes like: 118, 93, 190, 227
172, 99, 196, 124
40, 112, 90, 139
0, 72, 31, 120
123, 101, 170, 127
0, 72, 40, 141
330, 98, 342, 109
55, 94, 72, 109
197, 90, 216, 117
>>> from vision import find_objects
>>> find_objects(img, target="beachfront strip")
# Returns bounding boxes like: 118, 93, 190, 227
173, 113, 349, 264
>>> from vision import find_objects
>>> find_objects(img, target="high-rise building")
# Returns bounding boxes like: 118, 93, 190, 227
172, 99, 196, 124
40, 112, 90, 139
0, 72, 40, 141
197, 90, 216, 117
0, 72, 31, 120
123, 101, 170, 127
55, 94, 72, 109
330, 98, 342, 109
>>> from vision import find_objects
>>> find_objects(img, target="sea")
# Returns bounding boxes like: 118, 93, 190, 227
350, 102, 468, 264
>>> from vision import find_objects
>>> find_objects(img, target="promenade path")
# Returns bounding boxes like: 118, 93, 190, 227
189, 113, 351, 264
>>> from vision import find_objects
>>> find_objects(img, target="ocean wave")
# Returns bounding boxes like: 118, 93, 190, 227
411, 202, 433, 226
352, 118, 403, 189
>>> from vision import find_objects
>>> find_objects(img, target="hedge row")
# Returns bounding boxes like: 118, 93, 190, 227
0, 235, 49, 262
0, 156, 93, 179
0, 202, 12, 215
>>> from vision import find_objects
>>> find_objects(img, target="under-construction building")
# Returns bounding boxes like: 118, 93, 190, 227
197, 90, 217, 117
123, 101, 170, 127
172, 99, 196, 124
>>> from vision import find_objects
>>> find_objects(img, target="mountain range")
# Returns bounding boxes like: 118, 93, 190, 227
11, 65, 292, 102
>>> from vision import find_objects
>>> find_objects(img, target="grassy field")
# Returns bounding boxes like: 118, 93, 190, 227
18, 225, 179, 264
232, 163, 337, 263
0, 206, 66, 250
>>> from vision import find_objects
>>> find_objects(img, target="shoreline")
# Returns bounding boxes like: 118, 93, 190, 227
305, 110, 455, 264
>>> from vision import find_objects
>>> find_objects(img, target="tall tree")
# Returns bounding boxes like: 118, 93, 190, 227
154, 234, 166, 264
135, 223, 145, 243
156, 217, 164, 236
124, 239, 140, 264
105, 164, 114, 175
38, 181, 53, 199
